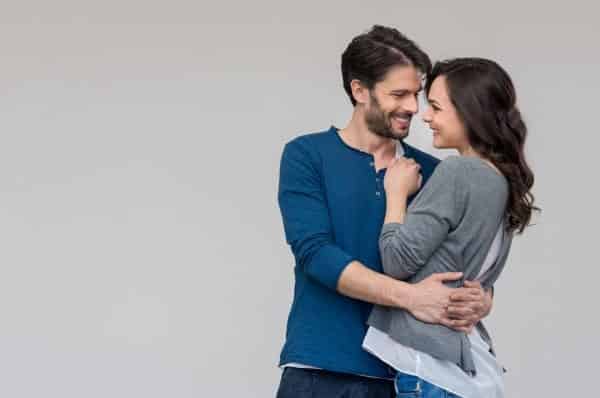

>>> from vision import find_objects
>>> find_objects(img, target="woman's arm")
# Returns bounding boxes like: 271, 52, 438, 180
379, 157, 466, 280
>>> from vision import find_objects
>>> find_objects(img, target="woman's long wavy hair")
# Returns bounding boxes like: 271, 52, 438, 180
425, 58, 539, 234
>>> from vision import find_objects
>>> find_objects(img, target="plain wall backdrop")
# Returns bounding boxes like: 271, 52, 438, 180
1, 1, 598, 397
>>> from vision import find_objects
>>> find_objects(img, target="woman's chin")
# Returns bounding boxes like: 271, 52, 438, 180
432, 138, 455, 150
432, 140, 445, 149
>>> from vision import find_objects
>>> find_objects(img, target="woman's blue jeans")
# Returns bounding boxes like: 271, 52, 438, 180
395, 373, 461, 398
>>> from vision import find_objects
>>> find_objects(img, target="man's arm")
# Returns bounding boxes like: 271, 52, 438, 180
337, 261, 466, 327
277, 140, 482, 328
278, 140, 356, 290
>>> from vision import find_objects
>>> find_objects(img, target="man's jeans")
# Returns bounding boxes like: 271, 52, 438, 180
395, 373, 462, 398
276, 367, 395, 398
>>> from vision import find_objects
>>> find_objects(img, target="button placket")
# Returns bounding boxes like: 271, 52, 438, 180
375, 168, 385, 198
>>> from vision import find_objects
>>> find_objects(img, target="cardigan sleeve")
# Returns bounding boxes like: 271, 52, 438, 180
379, 157, 468, 280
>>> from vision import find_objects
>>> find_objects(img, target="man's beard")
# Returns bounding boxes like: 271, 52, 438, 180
365, 92, 411, 140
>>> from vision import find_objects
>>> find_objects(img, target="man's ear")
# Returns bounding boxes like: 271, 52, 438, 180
350, 79, 370, 105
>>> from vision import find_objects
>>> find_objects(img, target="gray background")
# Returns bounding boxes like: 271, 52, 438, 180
1, 1, 597, 397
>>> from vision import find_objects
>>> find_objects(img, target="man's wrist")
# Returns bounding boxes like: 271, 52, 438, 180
388, 280, 415, 311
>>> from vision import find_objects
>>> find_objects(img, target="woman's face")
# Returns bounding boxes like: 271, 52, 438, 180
422, 76, 470, 151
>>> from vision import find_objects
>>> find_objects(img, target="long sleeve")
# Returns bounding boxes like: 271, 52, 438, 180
278, 139, 355, 290
379, 157, 468, 280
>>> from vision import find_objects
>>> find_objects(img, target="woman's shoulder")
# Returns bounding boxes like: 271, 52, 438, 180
438, 155, 466, 168
431, 156, 468, 179
429, 157, 508, 207
437, 156, 505, 182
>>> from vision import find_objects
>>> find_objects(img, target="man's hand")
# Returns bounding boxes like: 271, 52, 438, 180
443, 280, 493, 333
405, 272, 463, 324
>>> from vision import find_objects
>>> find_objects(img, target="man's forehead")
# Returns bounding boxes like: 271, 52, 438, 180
378, 65, 423, 90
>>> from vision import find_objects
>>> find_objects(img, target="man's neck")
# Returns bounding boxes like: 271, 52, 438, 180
339, 110, 398, 161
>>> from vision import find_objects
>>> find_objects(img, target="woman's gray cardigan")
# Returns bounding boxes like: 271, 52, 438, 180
367, 156, 513, 375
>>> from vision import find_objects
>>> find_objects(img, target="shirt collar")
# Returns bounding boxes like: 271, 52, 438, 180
395, 140, 405, 158
331, 126, 407, 159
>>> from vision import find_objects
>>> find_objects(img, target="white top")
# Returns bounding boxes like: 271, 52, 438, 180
362, 224, 506, 398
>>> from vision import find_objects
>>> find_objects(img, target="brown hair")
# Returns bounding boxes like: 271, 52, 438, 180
426, 58, 539, 234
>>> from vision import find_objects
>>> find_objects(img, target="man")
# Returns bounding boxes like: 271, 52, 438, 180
276, 25, 492, 397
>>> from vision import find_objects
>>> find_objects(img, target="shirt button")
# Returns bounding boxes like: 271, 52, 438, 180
369, 161, 374, 167
376, 191, 381, 196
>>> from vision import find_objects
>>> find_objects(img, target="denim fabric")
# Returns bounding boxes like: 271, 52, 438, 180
276, 367, 395, 398
394, 373, 462, 398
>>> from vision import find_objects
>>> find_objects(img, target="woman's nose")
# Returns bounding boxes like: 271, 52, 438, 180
422, 107, 432, 122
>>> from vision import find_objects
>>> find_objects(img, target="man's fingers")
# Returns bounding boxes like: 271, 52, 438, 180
440, 318, 455, 329
450, 288, 483, 302
432, 272, 463, 282
449, 319, 472, 327
463, 280, 482, 288
440, 317, 474, 332
447, 306, 476, 319
455, 326, 474, 333
441, 318, 473, 328
449, 297, 481, 305
448, 305, 483, 320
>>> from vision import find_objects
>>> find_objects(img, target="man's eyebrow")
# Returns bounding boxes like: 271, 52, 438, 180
389, 87, 423, 94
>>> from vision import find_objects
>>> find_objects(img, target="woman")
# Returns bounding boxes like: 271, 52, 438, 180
363, 58, 538, 398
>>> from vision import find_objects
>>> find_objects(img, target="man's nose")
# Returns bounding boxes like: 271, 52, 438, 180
404, 96, 418, 114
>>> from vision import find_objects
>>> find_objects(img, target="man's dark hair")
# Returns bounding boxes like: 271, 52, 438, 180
341, 25, 432, 106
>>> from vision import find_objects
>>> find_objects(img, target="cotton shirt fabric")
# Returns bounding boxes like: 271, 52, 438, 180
277, 126, 439, 378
